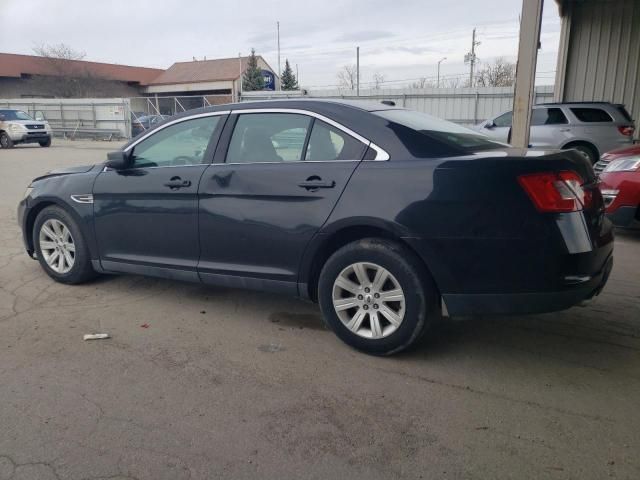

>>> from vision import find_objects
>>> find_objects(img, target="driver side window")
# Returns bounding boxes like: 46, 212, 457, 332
493, 111, 513, 128
131, 116, 220, 168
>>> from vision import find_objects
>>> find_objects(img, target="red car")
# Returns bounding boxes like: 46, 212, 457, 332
596, 144, 640, 228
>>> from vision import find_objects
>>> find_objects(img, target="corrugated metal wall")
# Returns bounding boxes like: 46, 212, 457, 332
560, 0, 640, 131
242, 86, 555, 126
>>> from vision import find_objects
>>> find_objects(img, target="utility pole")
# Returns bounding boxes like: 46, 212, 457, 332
296, 63, 299, 86
277, 21, 281, 91
238, 52, 242, 102
437, 57, 447, 88
356, 46, 360, 96
465, 28, 481, 87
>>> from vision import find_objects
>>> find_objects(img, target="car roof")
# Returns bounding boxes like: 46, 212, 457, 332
198, 98, 402, 113
536, 101, 620, 107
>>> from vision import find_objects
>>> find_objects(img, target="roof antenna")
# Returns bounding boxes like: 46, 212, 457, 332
381, 100, 395, 106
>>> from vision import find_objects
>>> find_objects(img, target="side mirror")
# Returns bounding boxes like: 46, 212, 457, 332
34, 111, 45, 121
484, 120, 495, 129
105, 150, 132, 170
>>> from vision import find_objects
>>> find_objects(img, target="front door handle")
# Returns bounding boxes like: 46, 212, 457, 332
298, 179, 336, 190
164, 176, 192, 189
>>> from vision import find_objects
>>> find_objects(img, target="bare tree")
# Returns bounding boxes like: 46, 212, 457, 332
372, 72, 385, 90
337, 65, 357, 90
410, 77, 435, 89
475, 57, 516, 87
442, 76, 463, 89
31, 43, 114, 97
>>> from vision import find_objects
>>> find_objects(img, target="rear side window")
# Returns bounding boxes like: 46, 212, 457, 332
226, 113, 311, 163
531, 108, 568, 125
570, 108, 613, 123
305, 120, 366, 161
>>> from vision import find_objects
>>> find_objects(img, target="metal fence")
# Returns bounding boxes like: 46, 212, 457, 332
2, 87, 555, 140
1, 98, 132, 139
241, 86, 556, 126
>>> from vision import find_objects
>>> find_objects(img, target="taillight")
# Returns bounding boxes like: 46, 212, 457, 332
618, 125, 635, 136
518, 171, 589, 212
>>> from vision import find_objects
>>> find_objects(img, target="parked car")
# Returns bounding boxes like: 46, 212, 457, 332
0, 109, 52, 148
597, 144, 640, 228
17, 100, 614, 355
475, 102, 635, 164
131, 114, 169, 137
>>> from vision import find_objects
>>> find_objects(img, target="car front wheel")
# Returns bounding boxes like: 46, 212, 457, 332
39, 137, 52, 147
33, 206, 96, 284
0, 132, 14, 148
318, 238, 439, 356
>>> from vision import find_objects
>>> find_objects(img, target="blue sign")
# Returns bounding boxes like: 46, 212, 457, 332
261, 70, 276, 90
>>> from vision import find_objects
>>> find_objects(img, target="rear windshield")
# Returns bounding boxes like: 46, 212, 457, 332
373, 109, 507, 155
570, 108, 613, 123
0, 109, 33, 121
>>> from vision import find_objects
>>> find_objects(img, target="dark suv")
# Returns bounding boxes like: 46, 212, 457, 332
17, 100, 614, 355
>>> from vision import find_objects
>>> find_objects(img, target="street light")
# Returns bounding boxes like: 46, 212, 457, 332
437, 57, 447, 88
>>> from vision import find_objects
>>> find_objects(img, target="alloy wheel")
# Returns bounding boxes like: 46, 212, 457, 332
39, 219, 75, 274
332, 262, 406, 339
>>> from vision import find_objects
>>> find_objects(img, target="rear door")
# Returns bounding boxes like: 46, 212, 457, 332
529, 107, 571, 148
197, 110, 368, 292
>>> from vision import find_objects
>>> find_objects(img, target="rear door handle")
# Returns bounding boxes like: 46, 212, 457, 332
298, 180, 336, 190
164, 176, 192, 189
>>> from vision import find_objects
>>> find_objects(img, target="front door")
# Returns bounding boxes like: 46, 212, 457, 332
197, 111, 368, 293
93, 113, 225, 279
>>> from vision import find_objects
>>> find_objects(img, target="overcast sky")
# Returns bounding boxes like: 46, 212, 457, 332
0, 0, 561, 89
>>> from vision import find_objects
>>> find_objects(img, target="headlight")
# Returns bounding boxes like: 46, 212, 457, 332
9, 124, 26, 132
23, 186, 33, 200
603, 156, 640, 173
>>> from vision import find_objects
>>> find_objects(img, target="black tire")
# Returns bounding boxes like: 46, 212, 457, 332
33, 206, 96, 284
566, 143, 598, 164
318, 238, 439, 356
0, 132, 14, 149
39, 137, 52, 147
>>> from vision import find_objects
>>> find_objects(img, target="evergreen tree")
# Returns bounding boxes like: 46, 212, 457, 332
242, 49, 265, 91
281, 59, 298, 90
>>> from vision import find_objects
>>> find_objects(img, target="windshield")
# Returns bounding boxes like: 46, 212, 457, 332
0, 110, 34, 121
373, 109, 507, 153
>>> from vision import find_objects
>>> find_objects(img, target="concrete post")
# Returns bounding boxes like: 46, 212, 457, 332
511, 0, 544, 148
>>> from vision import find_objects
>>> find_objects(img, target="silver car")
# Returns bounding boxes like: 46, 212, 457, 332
0, 109, 52, 148
475, 102, 635, 163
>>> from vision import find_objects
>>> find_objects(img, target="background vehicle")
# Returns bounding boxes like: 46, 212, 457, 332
0, 109, 52, 148
17, 100, 613, 355
475, 102, 635, 164
598, 145, 640, 228
131, 114, 170, 137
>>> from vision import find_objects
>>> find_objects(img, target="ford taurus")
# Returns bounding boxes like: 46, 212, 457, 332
17, 100, 614, 355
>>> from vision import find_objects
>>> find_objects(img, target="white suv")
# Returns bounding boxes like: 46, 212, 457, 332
475, 102, 635, 164
0, 109, 52, 148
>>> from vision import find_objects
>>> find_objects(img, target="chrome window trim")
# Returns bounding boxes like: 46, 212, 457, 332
229, 108, 390, 161
122, 107, 390, 162
124, 110, 230, 152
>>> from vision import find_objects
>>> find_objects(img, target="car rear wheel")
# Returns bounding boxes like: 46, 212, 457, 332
33, 206, 96, 284
0, 132, 14, 149
318, 238, 439, 356
39, 138, 52, 147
